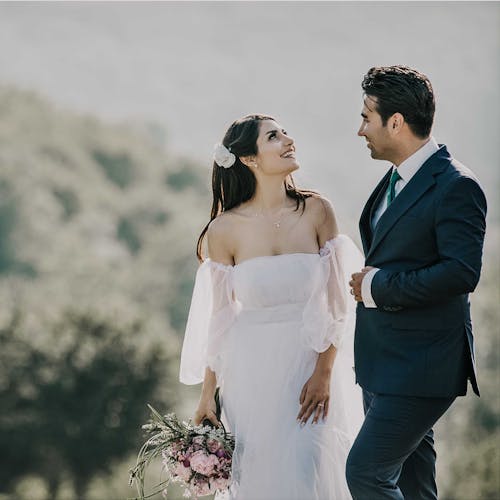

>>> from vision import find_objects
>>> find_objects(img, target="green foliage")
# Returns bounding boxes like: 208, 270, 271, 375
92, 149, 135, 189
52, 188, 80, 220
117, 216, 142, 255
0, 178, 36, 277
0, 310, 173, 500
166, 159, 208, 194
0, 179, 17, 273
151, 210, 169, 225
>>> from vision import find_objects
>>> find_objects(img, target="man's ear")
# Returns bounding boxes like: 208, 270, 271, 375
239, 155, 257, 169
388, 113, 404, 135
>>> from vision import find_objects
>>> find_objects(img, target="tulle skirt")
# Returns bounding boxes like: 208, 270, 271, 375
218, 304, 363, 500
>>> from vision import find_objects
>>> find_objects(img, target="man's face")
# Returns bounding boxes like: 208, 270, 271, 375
358, 95, 393, 161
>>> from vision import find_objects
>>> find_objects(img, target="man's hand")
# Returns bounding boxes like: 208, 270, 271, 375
349, 266, 375, 302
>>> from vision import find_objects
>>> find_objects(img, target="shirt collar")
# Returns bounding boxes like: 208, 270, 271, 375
395, 136, 439, 182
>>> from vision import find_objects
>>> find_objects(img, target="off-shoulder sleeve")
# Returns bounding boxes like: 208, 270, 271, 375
179, 259, 238, 385
302, 234, 364, 353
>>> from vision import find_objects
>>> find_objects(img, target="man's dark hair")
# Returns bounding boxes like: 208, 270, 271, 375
362, 65, 435, 138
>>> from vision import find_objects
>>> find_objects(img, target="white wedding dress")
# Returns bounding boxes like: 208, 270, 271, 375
180, 235, 364, 500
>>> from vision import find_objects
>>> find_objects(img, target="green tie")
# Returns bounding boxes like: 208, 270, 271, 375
387, 169, 402, 205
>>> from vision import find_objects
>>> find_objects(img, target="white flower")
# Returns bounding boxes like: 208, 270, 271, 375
214, 143, 236, 169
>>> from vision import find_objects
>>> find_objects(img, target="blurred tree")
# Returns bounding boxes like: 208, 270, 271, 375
92, 150, 135, 189
0, 178, 17, 273
0, 178, 36, 277
52, 187, 80, 221
166, 158, 207, 194
0, 310, 175, 500
117, 216, 142, 255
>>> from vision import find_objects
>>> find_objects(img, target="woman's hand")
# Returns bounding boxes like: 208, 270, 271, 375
193, 397, 220, 427
297, 368, 331, 425
194, 367, 220, 426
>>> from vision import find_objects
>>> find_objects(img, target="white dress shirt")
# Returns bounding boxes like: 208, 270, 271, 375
361, 137, 440, 308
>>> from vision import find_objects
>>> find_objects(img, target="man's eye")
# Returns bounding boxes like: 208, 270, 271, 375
282, 130, 288, 135
269, 132, 276, 140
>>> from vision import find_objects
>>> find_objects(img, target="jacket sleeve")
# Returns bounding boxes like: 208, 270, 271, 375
371, 175, 487, 308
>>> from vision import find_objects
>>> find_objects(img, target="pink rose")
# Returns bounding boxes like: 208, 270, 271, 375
189, 450, 220, 476
210, 476, 230, 491
192, 478, 211, 496
173, 462, 192, 482
206, 438, 222, 453
192, 435, 205, 450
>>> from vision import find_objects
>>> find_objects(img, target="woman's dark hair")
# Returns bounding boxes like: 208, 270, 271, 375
361, 65, 435, 138
197, 114, 315, 261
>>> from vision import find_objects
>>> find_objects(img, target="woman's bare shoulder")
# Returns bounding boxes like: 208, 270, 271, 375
207, 211, 234, 235
206, 212, 237, 263
305, 194, 335, 219
305, 194, 338, 241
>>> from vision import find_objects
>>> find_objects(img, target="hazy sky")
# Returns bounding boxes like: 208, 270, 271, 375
1, 1, 498, 224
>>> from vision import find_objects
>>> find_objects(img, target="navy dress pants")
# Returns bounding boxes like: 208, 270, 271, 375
346, 390, 455, 500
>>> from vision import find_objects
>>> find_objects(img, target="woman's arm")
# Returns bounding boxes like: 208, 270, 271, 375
297, 196, 340, 425
193, 367, 219, 426
192, 215, 234, 426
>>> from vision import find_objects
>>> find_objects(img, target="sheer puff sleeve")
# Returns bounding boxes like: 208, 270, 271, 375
302, 234, 364, 353
179, 259, 238, 385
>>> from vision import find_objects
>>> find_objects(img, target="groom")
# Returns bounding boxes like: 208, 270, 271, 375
346, 65, 487, 499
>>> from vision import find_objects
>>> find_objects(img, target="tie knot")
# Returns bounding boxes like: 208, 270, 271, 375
390, 169, 401, 185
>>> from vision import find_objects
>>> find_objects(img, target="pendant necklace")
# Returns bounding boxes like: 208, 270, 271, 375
253, 203, 287, 229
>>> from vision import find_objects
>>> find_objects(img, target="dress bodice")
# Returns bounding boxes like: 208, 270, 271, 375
180, 235, 364, 385
233, 253, 320, 310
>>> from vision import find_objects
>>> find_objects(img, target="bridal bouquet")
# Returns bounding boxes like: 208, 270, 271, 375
129, 402, 234, 499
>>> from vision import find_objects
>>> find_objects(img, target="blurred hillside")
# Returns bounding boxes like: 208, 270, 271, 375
0, 85, 210, 334
0, 87, 498, 499
0, 86, 211, 499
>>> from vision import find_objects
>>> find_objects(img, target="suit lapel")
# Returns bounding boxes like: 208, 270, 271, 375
359, 168, 392, 256
366, 147, 449, 260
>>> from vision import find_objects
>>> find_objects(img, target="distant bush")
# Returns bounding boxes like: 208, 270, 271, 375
41, 146, 74, 169
166, 256, 197, 331
0, 178, 36, 277
0, 179, 16, 273
52, 187, 80, 220
117, 216, 142, 255
92, 150, 135, 188
150, 210, 169, 225
166, 159, 207, 193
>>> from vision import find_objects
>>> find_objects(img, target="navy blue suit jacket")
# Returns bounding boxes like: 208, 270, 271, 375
355, 145, 487, 397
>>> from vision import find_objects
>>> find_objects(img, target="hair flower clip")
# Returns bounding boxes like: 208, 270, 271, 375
213, 143, 236, 169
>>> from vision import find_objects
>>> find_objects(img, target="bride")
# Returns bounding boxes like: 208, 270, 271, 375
180, 114, 364, 499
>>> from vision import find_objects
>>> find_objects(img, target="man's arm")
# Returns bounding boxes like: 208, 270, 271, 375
371, 176, 487, 308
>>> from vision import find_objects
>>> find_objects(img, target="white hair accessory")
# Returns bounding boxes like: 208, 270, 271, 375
213, 143, 236, 169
